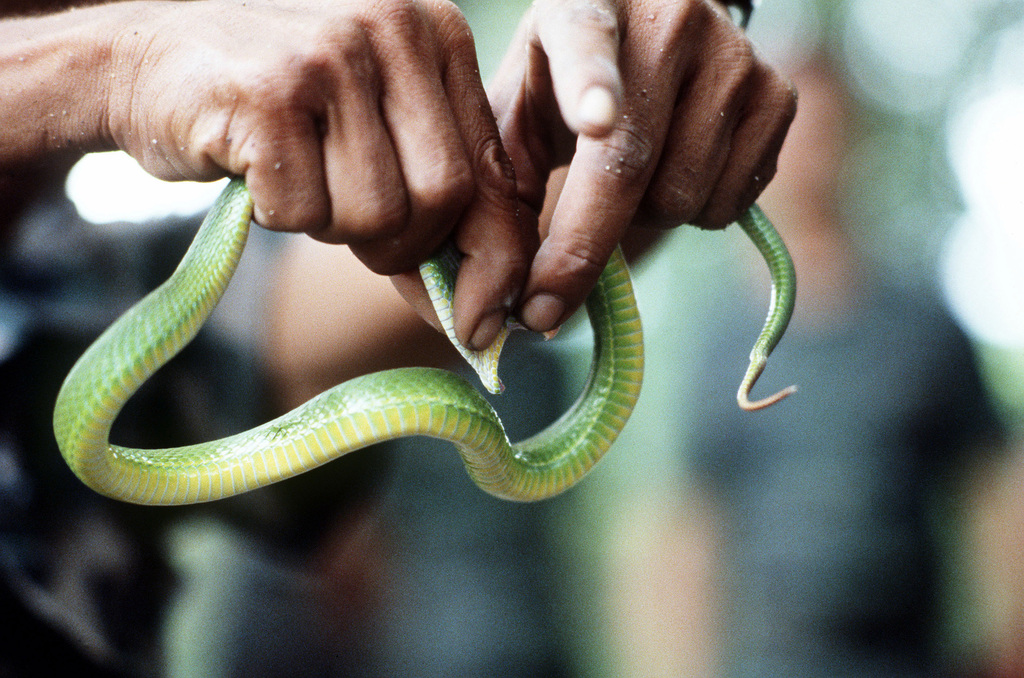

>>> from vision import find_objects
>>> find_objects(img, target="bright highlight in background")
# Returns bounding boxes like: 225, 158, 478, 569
942, 87, 1024, 348
65, 151, 226, 226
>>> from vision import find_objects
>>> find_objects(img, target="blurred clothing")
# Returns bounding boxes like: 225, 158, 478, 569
0, 185, 572, 677
365, 346, 574, 678
0, 185, 265, 675
690, 278, 1003, 678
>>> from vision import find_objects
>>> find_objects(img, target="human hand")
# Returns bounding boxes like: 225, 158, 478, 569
101, 0, 532, 349
488, 0, 797, 333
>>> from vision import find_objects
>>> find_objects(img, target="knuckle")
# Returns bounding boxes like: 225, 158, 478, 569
661, 1, 700, 40
240, 133, 289, 184
641, 170, 707, 228
474, 134, 518, 201
335, 197, 410, 244
349, 237, 427, 276
595, 122, 657, 186
414, 152, 475, 218
346, 240, 397, 275
552, 235, 609, 286
257, 192, 328, 234
715, 44, 759, 104
567, 1, 619, 42
430, 0, 473, 42
363, 0, 436, 48
736, 160, 777, 211
192, 112, 233, 170
366, 0, 420, 28
284, 201, 330, 234
303, 24, 375, 91
365, 201, 410, 241
429, 0, 465, 20
695, 202, 740, 230
660, 0, 718, 49
239, 71, 294, 115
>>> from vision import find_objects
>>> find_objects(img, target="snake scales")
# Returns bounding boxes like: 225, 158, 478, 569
53, 178, 794, 505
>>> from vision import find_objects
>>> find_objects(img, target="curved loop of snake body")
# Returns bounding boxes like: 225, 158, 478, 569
53, 178, 794, 506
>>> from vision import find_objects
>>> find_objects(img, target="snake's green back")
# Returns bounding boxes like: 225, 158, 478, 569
53, 179, 253, 496
53, 175, 795, 506
52, 178, 645, 505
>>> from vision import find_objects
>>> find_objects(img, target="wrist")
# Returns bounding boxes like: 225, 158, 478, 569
0, 2, 146, 166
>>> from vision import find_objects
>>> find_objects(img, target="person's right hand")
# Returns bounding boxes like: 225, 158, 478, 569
111, 0, 534, 350
0, 0, 532, 351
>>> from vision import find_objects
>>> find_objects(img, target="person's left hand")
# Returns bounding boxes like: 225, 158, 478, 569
488, 0, 796, 334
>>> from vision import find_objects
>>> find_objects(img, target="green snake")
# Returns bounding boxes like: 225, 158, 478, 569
52, 178, 795, 505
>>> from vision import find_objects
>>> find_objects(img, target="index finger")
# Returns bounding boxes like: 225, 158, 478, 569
517, 0, 686, 333
518, 123, 658, 332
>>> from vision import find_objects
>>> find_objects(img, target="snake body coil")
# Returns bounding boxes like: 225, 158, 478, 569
53, 179, 793, 506
53, 179, 644, 504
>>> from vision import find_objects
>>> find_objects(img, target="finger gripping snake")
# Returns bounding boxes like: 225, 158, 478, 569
53, 178, 794, 506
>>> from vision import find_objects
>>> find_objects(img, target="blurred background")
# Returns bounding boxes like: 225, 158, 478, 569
43, 0, 1024, 676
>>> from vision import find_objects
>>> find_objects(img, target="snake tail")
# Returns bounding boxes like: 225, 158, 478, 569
735, 203, 797, 411
52, 178, 643, 505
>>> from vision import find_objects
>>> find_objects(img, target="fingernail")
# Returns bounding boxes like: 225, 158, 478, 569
578, 86, 616, 130
521, 294, 566, 334
469, 309, 506, 352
